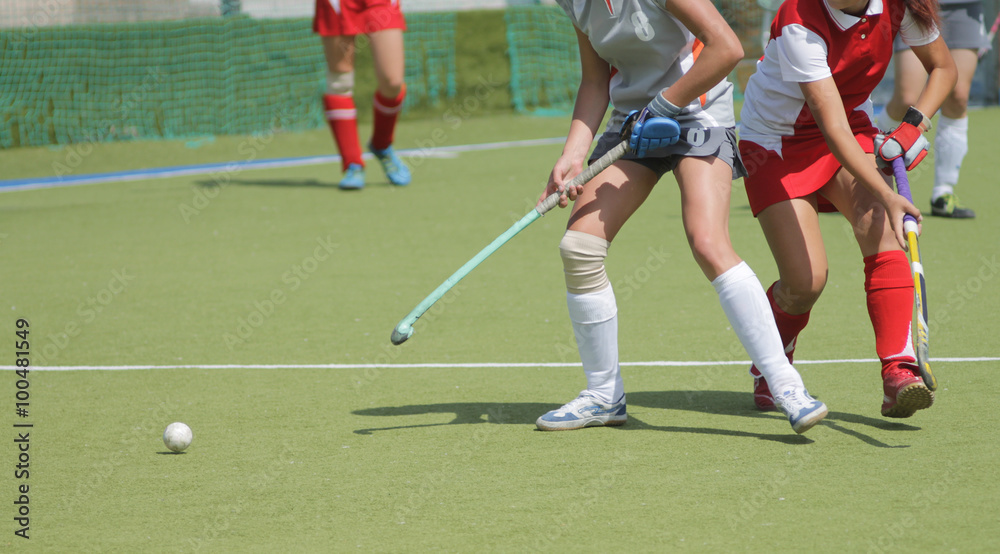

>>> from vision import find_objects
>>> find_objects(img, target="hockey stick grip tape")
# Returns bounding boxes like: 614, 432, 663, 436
891, 158, 918, 227
536, 140, 630, 215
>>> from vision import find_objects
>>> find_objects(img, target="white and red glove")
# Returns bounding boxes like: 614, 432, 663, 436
874, 106, 932, 171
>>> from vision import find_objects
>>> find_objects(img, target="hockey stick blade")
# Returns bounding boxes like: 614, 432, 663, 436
390, 140, 630, 345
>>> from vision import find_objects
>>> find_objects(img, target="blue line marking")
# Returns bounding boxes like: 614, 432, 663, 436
0, 138, 566, 193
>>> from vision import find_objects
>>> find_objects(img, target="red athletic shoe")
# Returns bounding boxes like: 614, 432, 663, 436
752, 371, 777, 412
881, 364, 935, 418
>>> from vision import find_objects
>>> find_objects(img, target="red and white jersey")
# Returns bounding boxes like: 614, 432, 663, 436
739, 0, 937, 154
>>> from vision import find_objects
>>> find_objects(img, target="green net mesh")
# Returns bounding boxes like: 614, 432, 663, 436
504, 5, 579, 115
0, 6, 455, 148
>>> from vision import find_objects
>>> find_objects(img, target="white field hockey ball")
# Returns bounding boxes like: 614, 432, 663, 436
163, 422, 193, 452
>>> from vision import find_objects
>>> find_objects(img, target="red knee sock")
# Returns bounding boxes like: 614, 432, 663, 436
864, 251, 917, 377
371, 84, 406, 151
750, 282, 811, 379
323, 94, 363, 171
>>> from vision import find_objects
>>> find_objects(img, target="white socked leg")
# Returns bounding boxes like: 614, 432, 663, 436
567, 286, 623, 404
932, 115, 969, 199
712, 262, 804, 394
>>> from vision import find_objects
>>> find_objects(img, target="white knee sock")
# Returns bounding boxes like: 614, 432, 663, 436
712, 262, 804, 394
933, 115, 969, 199
567, 286, 623, 404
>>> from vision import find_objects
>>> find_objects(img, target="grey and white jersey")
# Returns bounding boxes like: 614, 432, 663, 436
555, 0, 736, 130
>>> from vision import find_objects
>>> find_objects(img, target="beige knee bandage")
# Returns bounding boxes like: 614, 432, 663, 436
560, 230, 611, 295
326, 71, 355, 96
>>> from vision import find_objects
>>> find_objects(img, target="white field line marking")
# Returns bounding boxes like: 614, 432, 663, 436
7, 357, 999, 371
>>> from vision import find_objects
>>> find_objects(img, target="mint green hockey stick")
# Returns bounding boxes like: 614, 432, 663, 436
390, 139, 630, 345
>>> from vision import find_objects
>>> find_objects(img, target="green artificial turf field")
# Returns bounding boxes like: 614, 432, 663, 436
1, 110, 999, 552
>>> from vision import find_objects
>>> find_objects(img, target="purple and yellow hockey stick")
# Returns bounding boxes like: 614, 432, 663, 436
891, 157, 936, 391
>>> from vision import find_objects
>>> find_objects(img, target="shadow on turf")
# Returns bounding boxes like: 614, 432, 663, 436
352, 391, 919, 447
352, 402, 553, 435
196, 178, 331, 189
627, 391, 919, 448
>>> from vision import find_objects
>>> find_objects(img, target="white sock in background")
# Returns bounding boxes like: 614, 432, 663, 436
712, 262, 804, 394
567, 286, 623, 404
933, 115, 969, 200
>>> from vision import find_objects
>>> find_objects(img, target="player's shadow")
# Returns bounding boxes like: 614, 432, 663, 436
627, 390, 919, 448
353, 391, 918, 447
352, 402, 551, 435
195, 178, 331, 189
352, 399, 808, 444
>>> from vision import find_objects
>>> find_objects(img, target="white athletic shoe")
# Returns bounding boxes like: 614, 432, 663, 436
773, 387, 828, 434
535, 391, 627, 431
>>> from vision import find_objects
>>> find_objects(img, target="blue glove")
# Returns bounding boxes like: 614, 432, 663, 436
622, 108, 681, 158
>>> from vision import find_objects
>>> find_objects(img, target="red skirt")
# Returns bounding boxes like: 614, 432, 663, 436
739, 122, 877, 216
314, 0, 406, 36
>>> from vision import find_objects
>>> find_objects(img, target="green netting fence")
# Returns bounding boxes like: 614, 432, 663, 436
5, 1, 996, 149
504, 5, 579, 115
0, 12, 455, 148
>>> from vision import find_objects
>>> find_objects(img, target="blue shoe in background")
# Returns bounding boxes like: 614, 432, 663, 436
338, 164, 365, 190
369, 144, 411, 186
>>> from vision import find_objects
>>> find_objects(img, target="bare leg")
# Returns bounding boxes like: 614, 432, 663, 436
942, 48, 978, 119
367, 29, 405, 99
322, 35, 356, 75
885, 48, 925, 121
320, 35, 363, 180
818, 160, 900, 258
756, 196, 829, 315
566, 160, 658, 241
673, 156, 742, 280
